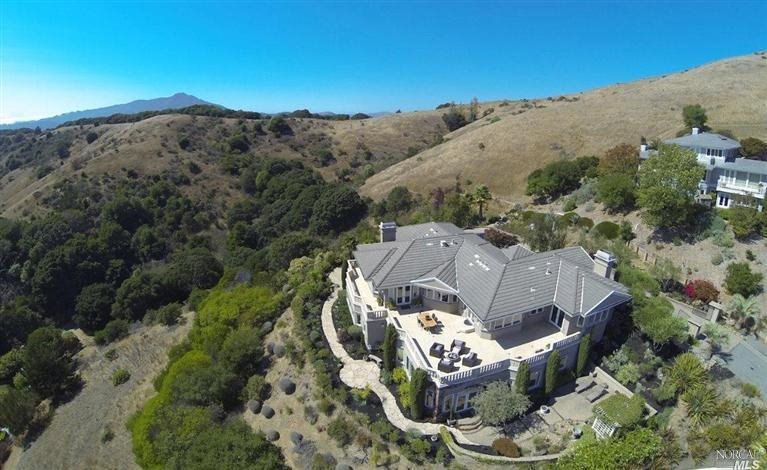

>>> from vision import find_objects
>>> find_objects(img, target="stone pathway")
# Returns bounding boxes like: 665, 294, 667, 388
321, 268, 478, 445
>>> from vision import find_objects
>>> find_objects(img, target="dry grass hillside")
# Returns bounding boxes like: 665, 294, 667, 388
361, 53, 767, 202
0, 110, 445, 218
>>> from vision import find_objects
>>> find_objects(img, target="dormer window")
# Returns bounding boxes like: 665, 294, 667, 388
706, 148, 723, 157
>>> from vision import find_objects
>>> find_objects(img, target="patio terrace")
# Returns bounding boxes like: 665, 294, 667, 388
390, 307, 567, 373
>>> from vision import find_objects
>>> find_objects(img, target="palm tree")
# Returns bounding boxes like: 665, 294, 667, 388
472, 184, 492, 220
701, 323, 730, 359
682, 384, 719, 428
728, 294, 759, 328
666, 353, 707, 395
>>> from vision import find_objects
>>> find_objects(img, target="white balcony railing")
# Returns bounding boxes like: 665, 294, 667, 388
716, 177, 767, 197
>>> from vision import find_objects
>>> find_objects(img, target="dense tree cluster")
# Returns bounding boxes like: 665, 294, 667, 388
0, 175, 221, 436
526, 156, 599, 201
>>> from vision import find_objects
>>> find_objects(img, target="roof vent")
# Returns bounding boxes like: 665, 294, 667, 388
530, 287, 536, 293
692, 127, 700, 135
545, 268, 552, 276
440, 240, 449, 247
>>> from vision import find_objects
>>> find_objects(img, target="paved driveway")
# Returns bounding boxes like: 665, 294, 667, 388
720, 335, 767, 397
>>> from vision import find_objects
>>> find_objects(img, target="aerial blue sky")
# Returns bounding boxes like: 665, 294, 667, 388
1, 1, 765, 123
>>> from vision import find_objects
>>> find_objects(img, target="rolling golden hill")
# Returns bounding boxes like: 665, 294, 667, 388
361, 53, 767, 202
0, 110, 446, 218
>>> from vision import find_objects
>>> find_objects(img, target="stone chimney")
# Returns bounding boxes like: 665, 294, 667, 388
593, 250, 617, 280
692, 127, 700, 135
379, 222, 397, 243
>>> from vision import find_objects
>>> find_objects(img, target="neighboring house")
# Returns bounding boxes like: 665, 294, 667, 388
640, 127, 767, 211
345, 221, 632, 417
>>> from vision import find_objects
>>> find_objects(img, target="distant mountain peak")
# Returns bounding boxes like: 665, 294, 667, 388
0, 93, 216, 130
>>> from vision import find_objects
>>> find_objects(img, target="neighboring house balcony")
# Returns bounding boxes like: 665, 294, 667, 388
715, 176, 767, 199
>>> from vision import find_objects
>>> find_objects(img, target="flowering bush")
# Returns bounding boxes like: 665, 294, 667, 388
683, 279, 719, 303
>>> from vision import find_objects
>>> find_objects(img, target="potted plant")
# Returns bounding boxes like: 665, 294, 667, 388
376, 296, 383, 306
386, 300, 396, 310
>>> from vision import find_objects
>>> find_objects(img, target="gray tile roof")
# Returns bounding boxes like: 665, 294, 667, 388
394, 222, 464, 241
352, 223, 630, 322
664, 132, 741, 150
718, 157, 767, 174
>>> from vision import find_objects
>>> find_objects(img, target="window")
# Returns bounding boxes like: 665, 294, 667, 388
441, 293, 449, 302
494, 319, 503, 330
577, 316, 584, 327
456, 395, 467, 411
397, 287, 403, 304
451, 295, 458, 303
550, 306, 564, 328
706, 148, 723, 157
443, 395, 454, 412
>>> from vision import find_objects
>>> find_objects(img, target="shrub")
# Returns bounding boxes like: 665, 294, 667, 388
474, 381, 531, 426
267, 117, 292, 136
652, 381, 677, 404
577, 217, 594, 230
593, 221, 619, 239
616, 363, 641, 386
728, 206, 761, 239
740, 382, 761, 398
392, 367, 408, 385
112, 368, 131, 386
683, 279, 719, 303
562, 198, 577, 212
94, 319, 130, 345
711, 253, 724, 266
144, 303, 183, 325
178, 136, 191, 150
724, 262, 763, 297
86, 131, 98, 144
492, 438, 521, 458
327, 417, 354, 446
244, 375, 267, 400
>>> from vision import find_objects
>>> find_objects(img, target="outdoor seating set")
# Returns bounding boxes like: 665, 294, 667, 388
429, 339, 478, 372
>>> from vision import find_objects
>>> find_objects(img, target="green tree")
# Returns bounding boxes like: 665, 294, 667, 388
309, 185, 367, 235
0, 387, 38, 435
632, 296, 688, 349
596, 173, 635, 212
728, 206, 761, 239
724, 262, 763, 297
637, 145, 704, 229
22, 327, 79, 397
440, 192, 472, 227
384, 186, 414, 216
682, 104, 708, 130
473, 381, 531, 426
471, 184, 492, 219
650, 258, 681, 292
515, 361, 530, 394
74, 283, 115, 333
740, 137, 767, 160
382, 324, 397, 371
544, 350, 562, 395
576, 333, 591, 377
526, 213, 566, 251
409, 369, 427, 419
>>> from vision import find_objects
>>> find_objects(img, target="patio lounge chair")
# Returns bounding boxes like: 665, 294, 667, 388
461, 352, 478, 367
585, 384, 608, 403
575, 380, 595, 394
438, 359, 454, 373
429, 342, 445, 358
450, 339, 466, 355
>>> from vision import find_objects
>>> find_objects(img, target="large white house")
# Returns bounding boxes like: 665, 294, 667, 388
640, 128, 767, 211
345, 222, 631, 417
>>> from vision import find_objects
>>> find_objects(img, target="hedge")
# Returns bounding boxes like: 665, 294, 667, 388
593, 221, 619, 239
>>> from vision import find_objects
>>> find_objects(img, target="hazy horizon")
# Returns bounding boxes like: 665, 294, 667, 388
2, 1, 765, 124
